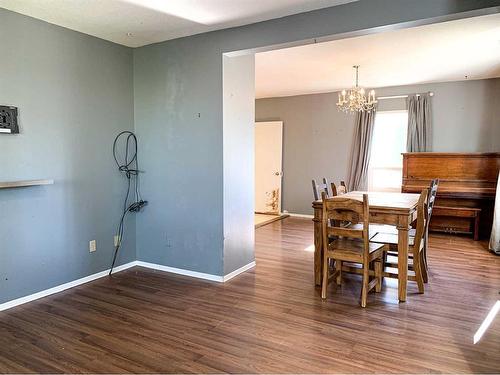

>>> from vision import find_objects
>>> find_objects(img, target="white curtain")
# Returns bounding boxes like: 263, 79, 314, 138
490, 172, 500, 254
407, 94, 432, 152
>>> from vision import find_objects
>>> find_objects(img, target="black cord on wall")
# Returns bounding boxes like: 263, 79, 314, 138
109, 131, 147, 275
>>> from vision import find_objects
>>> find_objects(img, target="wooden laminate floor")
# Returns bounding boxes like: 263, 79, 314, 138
1, 217, 499, 373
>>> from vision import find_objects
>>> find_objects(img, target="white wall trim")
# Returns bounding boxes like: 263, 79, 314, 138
135, 261, 224, 282
0, 261, 137, 312
223, 261, 256, 282
288, 212, 314, 219
135, 260, 256, 283
0, 260, 257, 312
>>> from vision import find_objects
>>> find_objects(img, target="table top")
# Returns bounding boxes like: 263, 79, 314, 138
313, 191, 420, 214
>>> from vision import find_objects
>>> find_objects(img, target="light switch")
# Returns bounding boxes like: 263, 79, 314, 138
89, 240, 96, 253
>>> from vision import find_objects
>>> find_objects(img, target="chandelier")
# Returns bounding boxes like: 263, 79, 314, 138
336, 65, 377, 113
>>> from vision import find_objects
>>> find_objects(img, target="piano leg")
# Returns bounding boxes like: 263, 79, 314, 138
474, 214, 480, 241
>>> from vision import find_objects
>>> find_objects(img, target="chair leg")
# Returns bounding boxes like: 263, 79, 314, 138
360, 263, 369, 308
422, 229, 429, 283
375, 260, 382, 293
421, 250, 429, 284
321, 252, 329, 299
336, 260, 342, 286
413, 251, 425, 294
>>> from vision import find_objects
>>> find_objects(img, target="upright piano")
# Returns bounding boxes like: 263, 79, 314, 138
401, 152, 500, 240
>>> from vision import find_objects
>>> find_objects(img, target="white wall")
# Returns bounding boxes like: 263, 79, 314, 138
223, 54, 256, 274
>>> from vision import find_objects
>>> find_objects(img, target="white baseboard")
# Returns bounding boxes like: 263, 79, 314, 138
0, 261, 137, 312
223, 261, 256, 282
135, 261, 224, 282
0, 260, 257, 312
288, 213, 314, 219
135, 260, 256, 283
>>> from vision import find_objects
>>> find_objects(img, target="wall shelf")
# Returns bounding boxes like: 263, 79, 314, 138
0, 179, 54, 189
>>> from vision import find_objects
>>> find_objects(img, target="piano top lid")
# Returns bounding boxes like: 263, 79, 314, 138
403, 152, 500, 158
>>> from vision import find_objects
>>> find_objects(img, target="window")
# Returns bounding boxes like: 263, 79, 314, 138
368, 110, 408, 192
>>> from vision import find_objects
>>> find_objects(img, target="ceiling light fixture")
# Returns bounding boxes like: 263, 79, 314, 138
337, 65, 377, 113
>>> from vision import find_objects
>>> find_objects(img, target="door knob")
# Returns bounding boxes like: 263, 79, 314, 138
274, 171, 281, 176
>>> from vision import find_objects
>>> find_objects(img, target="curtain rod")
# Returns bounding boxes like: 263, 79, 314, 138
377, 92, 434, 100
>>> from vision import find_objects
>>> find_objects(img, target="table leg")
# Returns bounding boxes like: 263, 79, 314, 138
397, 224, 409, 302
313, 208, 323, 287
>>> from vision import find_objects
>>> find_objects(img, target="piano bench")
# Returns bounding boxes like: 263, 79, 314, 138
432, 206, 481, 240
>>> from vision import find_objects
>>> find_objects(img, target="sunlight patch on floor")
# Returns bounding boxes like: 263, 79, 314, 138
474, 300, 500, 344
304, 244, 315, 252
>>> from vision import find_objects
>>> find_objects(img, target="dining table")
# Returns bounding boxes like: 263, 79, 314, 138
312, 190, 420, 302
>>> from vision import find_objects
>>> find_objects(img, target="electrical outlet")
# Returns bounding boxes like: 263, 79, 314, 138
89, 240, 97, 253
114, 235, 121, 247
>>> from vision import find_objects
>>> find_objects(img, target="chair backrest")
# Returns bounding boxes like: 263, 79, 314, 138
322, 193, 370, 257
413, 189, 429, 251
339, 180, 348, 194
331, 182, 338, 197
427, 178, 439, 221
331, 180, 348, 197
312, 178, 330, 200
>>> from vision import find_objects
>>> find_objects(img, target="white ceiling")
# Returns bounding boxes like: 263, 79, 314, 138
255, 13, 500, 98
0, 0, 356, 47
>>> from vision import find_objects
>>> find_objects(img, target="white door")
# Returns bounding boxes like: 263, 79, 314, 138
255, 121, 283, 214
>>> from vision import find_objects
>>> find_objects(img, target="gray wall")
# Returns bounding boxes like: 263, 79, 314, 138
223, 55, 256, 274
133, 0, 500, 276
133, 34, 226, 275
0, 9, 135, 303
256, 79, 500, 215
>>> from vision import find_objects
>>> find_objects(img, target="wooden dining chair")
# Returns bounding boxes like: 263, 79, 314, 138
332, 181, 396, 239
331, 181, 348, 196
339, 180, 348, 194
330, 180, 346, 195
370, 189, 428, 293
330, 182, 338, 197
375, 178, 439, 282
312, 178, 330, 200
321, 193, 386, 307
421, 178, 439, 282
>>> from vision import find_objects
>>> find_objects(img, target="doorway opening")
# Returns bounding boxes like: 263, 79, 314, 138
222, 10, 500, 275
